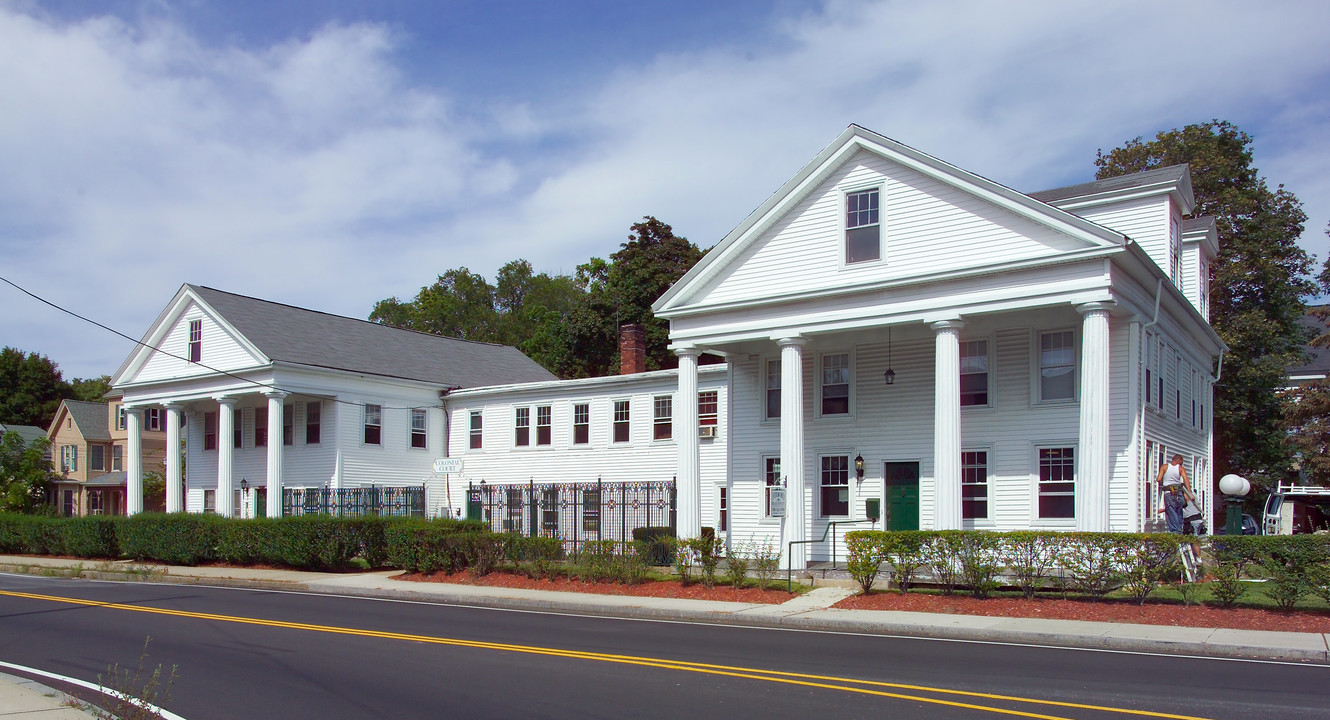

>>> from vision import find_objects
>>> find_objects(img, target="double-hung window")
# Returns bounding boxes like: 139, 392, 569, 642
820, 456, 849, 517
536, 406, 552, 446
60, 445, 77, 472
90, 445, 105, 472
959, 340, 988, 406
765, 359, 781, 419
306, 401, 321, 444
469, 411, 483, 449
233, 412, 243, 449
764, 457, 781, 518
698, 390, 718, 427
255, 409, 267, 447
145, 408, 162, 431
652, 396, 672, 440
204, 411, 218, 450
188, 319, 202, 363
821, 353, 850, 415
283, 405, 294, 445
514, 407, 531, 446
572, 403, 589, 445
845, 188, 881, 263
363, 404, 382, 445
410, 408, 427, 449
116, 405, 126, 431
961, 450, 989, 520
111, 445, 123, 471
1037, 447, 1075, 519
1039, 331, 1076, 402
613, 400, 631, 443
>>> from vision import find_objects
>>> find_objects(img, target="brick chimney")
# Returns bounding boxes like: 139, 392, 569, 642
618, 322, 646, 375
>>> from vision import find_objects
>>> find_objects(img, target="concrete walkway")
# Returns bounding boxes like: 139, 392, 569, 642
0, 671, 95, 719
1, 555, 1327, 686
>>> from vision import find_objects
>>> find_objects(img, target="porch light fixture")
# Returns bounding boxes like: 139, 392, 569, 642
854, 454, 865, 480
884, 327, 896, 385
240, 478, 249, 495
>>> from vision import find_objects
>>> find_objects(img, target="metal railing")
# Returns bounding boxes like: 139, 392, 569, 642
787, 519, 877, 591
282, 486, 426, 518
467, 478, 675, 554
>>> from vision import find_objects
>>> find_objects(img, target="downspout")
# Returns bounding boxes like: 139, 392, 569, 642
1138, 279, 1164, 529
439, 386, 460, 518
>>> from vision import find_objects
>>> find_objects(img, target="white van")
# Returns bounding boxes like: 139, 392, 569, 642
1263, 482, 1330, 535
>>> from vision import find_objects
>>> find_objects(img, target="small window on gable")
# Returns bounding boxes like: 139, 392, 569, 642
845, 189, 881, 263
188, 319, 202, 363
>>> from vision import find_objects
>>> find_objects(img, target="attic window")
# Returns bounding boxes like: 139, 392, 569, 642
845, 189, 881, 263
188, 319, 202, 363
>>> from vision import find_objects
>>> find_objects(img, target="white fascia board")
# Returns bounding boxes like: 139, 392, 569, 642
654, 125, 1126, 316
447, 364, 729, 401
1116, 244, 1226, 356
110, 284, 271, 388
1181, 227, 1219, 258
1047, 173, 1195, 216
664, 245, 1121, 319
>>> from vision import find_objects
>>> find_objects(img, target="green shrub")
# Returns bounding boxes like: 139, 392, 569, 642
57, 516, 121, 558
845, 531, 886, 594
466, 534, 505, 577
1117, 534, 1180, 605
622, 541, 652, 585
1211, 564, 1246, 607
692, 534, 722, 589
724, 546, 750, 589
1258, 535, 1327, 611
632, 526, 676, 566
509, 536, 563, 580
957, 532, 1001, 599
0, 513, 62, 555
1061, 533, 1126, 601
748, 540, 780, 590
118, 513, 223, 565
926, 532, 964, 595
384, 517, 489, 574
888, 531, 930, 593
1001, 531, 1059, 599
670, 537, 696, 586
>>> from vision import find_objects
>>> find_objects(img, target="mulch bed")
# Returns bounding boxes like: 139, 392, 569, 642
835, 591, 1330, 633
395, 570, 796, 604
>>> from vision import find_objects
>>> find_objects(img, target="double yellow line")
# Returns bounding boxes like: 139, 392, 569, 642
0, 589, 1211, 720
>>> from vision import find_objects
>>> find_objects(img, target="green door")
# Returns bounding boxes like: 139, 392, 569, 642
884, 462, 920, 531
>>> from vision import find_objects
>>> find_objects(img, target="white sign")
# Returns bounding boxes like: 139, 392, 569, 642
769, 488, 786, 518
433, 458, 464, 474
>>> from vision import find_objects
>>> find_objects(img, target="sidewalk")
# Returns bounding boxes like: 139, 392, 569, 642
2, 555, 1327, 668
0, 671, 96, 719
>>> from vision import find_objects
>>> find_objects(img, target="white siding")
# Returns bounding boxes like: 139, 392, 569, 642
1073, 196, 1170, 278
134, 301, 263, 383
693, 150, 1090, 308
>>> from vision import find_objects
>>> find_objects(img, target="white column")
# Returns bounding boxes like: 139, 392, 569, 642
777, 336, 807, 569
265, 391, 288, 519
164, 403, 183, 513
215, 396, 237, 518
125, 407, 144, 516
1076, 302, 1114, 531
674, 348, 702, 539
932, 320, 964, 530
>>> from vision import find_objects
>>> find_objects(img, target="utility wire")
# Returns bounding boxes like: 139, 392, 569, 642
0, 276, 441, 412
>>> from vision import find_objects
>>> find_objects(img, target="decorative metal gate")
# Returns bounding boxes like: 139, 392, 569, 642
467, 479, 675, 553
282, 486, 426, 518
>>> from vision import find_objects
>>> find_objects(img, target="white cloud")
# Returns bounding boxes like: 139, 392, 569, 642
3, 0, 1329, 379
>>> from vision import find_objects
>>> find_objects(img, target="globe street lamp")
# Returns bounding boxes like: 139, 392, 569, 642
1218, 473, 1250, 535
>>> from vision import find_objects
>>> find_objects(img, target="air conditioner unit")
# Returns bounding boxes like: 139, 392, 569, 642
698, 425, 718, 439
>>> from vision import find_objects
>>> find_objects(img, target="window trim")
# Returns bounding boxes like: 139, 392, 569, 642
305, 400, 322, 445
612, 399, 631, 444
762, 455, 781, 522
1033, 327, 1078, 405
203, 411, 218, 451
819, 453, 852, 518
111, 445, 123, 471
961, 447, 992, 524
817, 350, 854, 419
1034, 443, 1077, 523
254, 407, 267, 447
535, 405, 552, 446
89, 444, 106, 472
468, 410, 483, 450
959, 337, 991, 409
188, 318, 202, 363
514, 406, 531, 447
652, 395, 673, 441
763, 358, 781, 421
410, 408, 428, 450
698, 390, 719, 427
572, 402, 590, 446
282, 404, 294, 446
363, 403, 383, 446
841, 185, 883, 266
144, 407, 162, 432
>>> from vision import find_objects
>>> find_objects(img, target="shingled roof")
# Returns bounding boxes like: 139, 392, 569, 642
1028, 164, 1191, 204
189, 285, 557, 389
1289, 309, 1330, 380
60, 400, 111, 442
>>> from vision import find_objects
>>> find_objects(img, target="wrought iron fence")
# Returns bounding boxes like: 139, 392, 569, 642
283, 486, 426, 518
467, 479, 675, 553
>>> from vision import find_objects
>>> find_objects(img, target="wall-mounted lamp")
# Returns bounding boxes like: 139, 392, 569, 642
854, 454, 865, 480
240, 478, 249, 496
884, 327, 896, 385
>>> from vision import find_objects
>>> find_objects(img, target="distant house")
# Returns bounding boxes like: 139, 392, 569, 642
0, 423, 47, 449
45, 398, 166, 516
1288, 309, 1330, 387
110, 125, 1223, 570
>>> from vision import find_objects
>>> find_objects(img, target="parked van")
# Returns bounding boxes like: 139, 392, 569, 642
1263, 483, 1330, 535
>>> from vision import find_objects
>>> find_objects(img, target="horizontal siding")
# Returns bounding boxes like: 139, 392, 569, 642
1075, 196, 1169, 278
136, 301, 262, 383
696, 150, 1088, 307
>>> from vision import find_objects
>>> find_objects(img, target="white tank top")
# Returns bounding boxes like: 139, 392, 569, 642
1161, 463, 1182, 487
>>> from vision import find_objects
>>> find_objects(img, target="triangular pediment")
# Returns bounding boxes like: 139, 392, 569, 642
111, 285, 269, 387
655, 125, 1125, 315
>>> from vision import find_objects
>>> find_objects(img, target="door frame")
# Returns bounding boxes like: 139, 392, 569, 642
883, 459, 921, 531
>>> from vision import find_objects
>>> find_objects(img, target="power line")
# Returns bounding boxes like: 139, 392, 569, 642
0, 276, 441, 412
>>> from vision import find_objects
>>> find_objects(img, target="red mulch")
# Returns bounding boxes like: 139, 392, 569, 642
835, 591, 1330, 633
395, 570, 796, 604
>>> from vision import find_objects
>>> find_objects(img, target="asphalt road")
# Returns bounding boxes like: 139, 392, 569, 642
0, 573, 1327, 720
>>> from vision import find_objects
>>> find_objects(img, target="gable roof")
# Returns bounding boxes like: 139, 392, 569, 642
177, 285, 556, 388
1289, 309, 1330, 380
0, 424, 47, 446
54, 400, 111, 442
654, 124, 1130, 315
1028, 164, 1193, 208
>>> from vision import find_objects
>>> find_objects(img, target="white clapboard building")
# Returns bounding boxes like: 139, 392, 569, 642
111, 125, 1221, 568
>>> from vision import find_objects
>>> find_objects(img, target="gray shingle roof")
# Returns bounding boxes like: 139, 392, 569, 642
0, 424, 47, 446
61, 400, 111, 441
190, 285, 557, 389
1028, 164, 1190, 203
1290, 310, 1330, 379
1182, 217, 1216, 235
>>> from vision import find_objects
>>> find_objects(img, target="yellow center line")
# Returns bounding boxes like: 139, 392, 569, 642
0, 589, 1214, 720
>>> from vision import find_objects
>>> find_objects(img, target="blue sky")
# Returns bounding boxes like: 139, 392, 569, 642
3, 0, 1329, 380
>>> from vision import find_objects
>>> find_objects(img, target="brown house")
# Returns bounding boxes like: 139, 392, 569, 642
46, 397, 168, 516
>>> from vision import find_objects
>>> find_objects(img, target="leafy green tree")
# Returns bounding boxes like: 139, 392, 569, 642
1095, 120, 1313, 489
70, 375, 112, 403
1284, 381, 1330, 485
0, 347, 71, 428
0, 431, 54, 513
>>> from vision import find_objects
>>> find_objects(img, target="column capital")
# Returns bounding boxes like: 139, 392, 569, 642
122, 405, 145, 416
673, 346, 702, 360
930, 319, 966, 333
162, 402, 185, 412
262, 388, 290, 399
774, 334, 807, 348
1076, 301, 1117, 317
213, 395, 239, 407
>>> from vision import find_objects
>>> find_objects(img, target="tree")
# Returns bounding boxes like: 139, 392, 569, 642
1095, 120, 1314, 489
1284, 381, 1330, 485
0, 431, 54, 513
0, 347, 71, 428
70, 375, 112, 403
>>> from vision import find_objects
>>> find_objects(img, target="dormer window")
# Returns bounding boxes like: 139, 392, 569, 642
845, 189, 880, 263
188, 319, 202, 363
